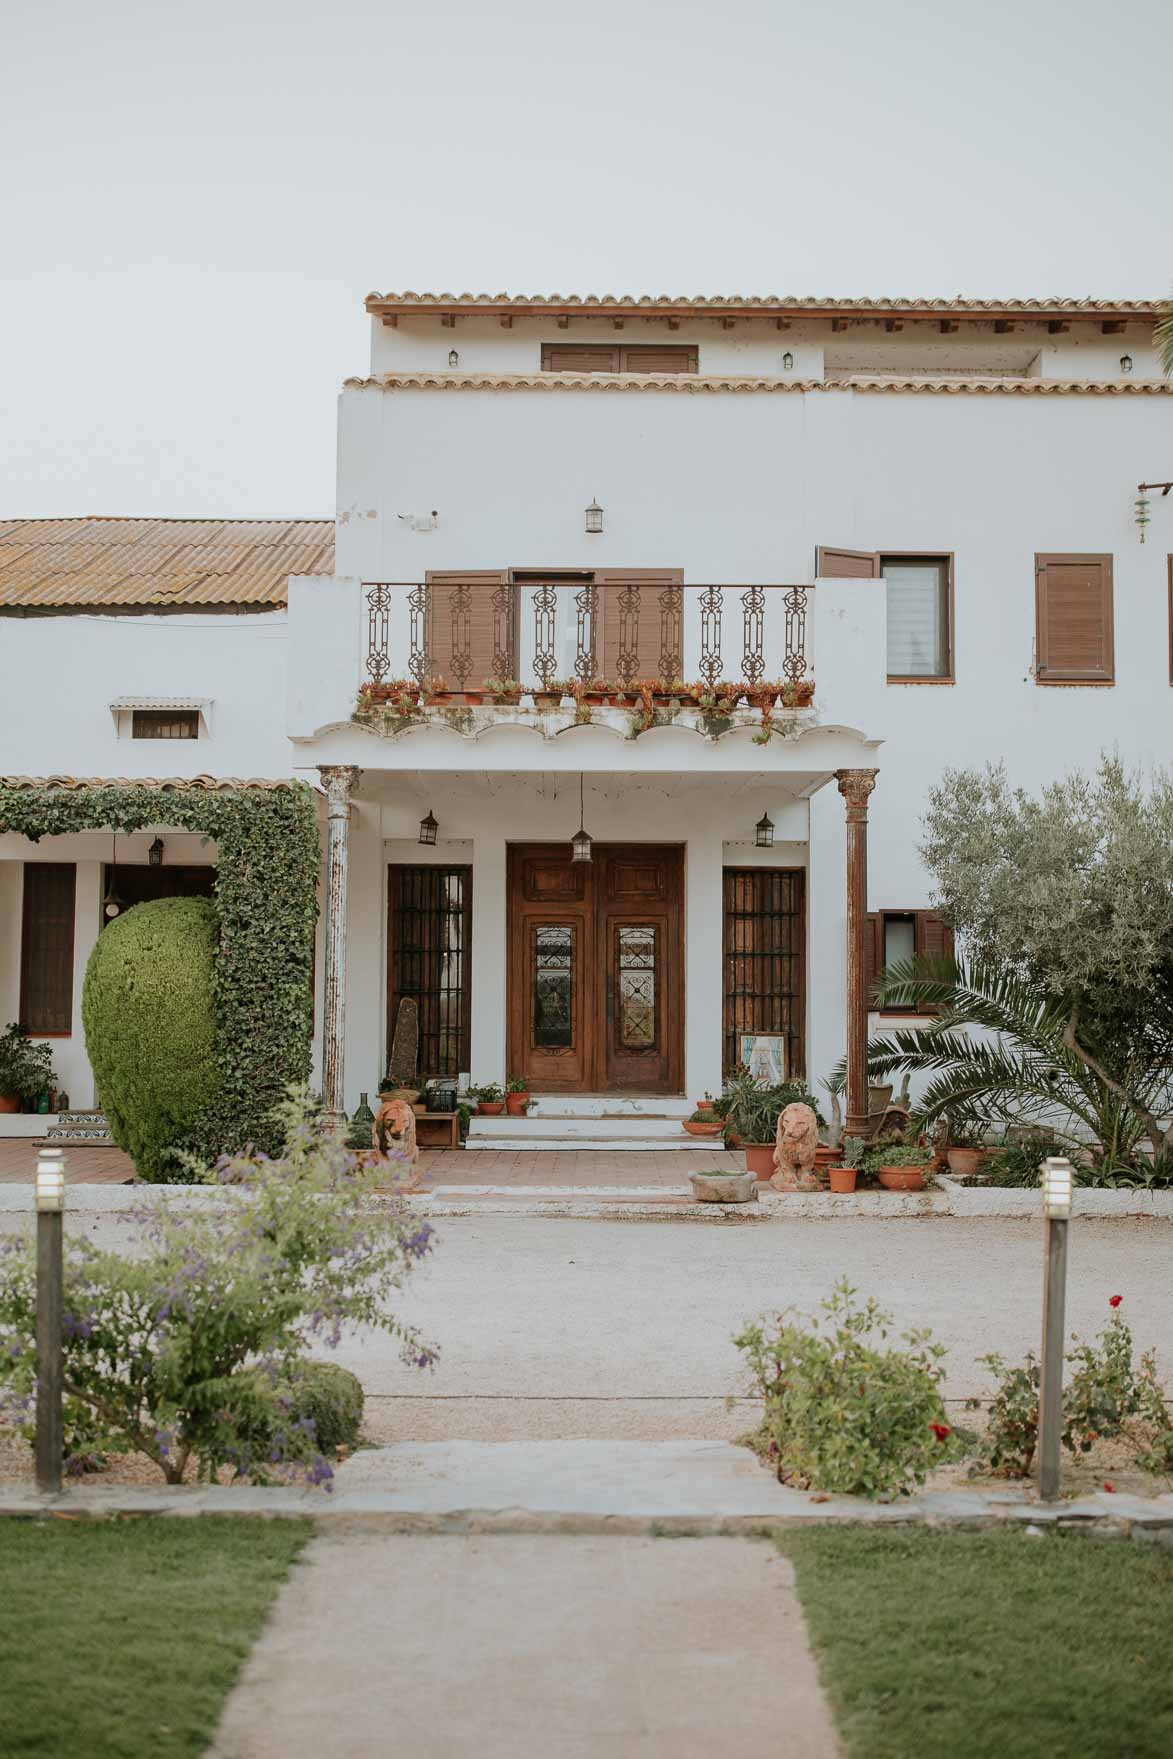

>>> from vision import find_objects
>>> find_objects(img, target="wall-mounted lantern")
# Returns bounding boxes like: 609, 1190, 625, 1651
781, 352, 794, 371
148, 837, 165, 868
418, 809, 439, 846
755, 811, 775, 848
1119, 355, 1133, 374
448, 349, 459, 368
585, 498, 604, 535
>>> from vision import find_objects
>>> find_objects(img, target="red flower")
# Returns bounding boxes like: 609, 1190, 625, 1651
930, 1422, 952, 1442
1103, 1481, 1116, 1493
1109, 1295, 1123, 1309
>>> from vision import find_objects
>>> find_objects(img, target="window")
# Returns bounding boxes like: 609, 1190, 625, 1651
866, 910, 954, 1014
20, 864, 76, 1035
722, 868, 806, 1077
1034, 554, 1113, 684
387, 866, 472, 1076
132, 709, 199, 739
540, 343, 698, 375
815, 548, 953, 680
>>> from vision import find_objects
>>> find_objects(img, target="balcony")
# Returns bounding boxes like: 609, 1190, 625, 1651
362, 577, 813, 699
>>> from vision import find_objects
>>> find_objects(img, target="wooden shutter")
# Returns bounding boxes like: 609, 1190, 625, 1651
423, 571, 511, 689
1167, 556, 1172, 685
1035, 554, 1114, 682
596, 569, 685, 685
816, 546, 880, 578
618, 345, 697, 374
915, 911, 954, 1014
541, 343, 621, 373
20, 863, 76, 1035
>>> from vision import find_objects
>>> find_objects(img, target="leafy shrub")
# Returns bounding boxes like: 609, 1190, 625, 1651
82, 898, 221, 1182
977, 1297, 1172, 1476
867, 1144, 931, 1168
0, 1092, 436, 1489
0, 1022, 57, 1106
983, 1137, 1066, 1187
734, 1281, 961, 1499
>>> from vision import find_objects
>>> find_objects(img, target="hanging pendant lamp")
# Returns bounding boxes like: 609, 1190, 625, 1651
102, 833, 123, 919
571, 775, 593, 863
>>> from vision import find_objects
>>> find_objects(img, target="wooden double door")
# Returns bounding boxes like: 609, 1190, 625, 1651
507, 844, 684, 1095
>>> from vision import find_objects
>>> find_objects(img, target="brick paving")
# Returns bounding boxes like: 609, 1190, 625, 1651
0, 1137, 744, 1190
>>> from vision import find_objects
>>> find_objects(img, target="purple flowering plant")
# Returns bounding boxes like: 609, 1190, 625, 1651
0, 1089, 437, 1488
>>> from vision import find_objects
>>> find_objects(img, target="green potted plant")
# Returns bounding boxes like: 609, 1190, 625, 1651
827, 1135, 865, 1194
505, 1075, 530, 1116
484, 676, 522, 706
717, 1069, 824, 1179
0, 1023, 56, 1115
946, 1120, 988, 1178
872, 1143, 932, 1192
471, 1081, 505, 1116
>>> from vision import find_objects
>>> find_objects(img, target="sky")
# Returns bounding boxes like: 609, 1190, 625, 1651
2, 0, 1171, 518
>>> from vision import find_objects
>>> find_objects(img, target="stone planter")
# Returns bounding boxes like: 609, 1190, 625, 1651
743, 1143, 776, 1180
688, 1169, 757, 1204
878, 1166, 927, 1192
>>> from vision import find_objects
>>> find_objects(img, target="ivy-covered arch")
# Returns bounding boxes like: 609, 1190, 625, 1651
0, 778, 319, 1162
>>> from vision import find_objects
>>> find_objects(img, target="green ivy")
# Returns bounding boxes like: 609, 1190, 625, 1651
0, 785, 319, 1163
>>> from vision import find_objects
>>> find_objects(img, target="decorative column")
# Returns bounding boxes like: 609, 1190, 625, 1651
318, 765, 360, 1129
835, 768, 878, 1138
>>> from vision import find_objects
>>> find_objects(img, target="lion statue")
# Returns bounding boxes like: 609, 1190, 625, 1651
770, 1101, 821, 1192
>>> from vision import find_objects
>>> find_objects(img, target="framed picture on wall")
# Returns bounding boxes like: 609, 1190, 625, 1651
740, 1034, 787, 1086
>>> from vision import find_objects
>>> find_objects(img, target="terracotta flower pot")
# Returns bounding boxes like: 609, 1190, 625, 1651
533, 694, 562, 712
947, 1147, 985, 1177
814, 1145, 839, 1170
878, 1166, 926, 1192
0, 1094, 20, 1115
683, 1119, 725, 1137
477, 1102, 504, 1116
506, 1092, 529, 1115
693, 1100, 714, 1115
744, 1143, 776, 1180
827, 1166, 858, 1194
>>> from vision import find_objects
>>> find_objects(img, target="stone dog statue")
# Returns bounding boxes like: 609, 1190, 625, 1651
371, 1095, 424, 1193
770, 1101, 821, 1192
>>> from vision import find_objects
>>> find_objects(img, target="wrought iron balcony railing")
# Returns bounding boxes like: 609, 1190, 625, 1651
364, 579, 811, 692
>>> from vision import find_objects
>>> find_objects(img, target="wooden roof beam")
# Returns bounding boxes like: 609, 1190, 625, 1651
994, 320, 1016, 334
885, 319, 903, 332
557, 315, 570, 329
831, 318, 849, 332
499, 315, 513, 328
939, 319, 960, 334
441, 314, 456, 328
381, 315, 398, 327
1101, 320, 1126, 334
1048, 321, 1070, 334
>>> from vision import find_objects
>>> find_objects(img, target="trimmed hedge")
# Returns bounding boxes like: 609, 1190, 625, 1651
0, 783, 318, 1166
82, 897, 220, 1181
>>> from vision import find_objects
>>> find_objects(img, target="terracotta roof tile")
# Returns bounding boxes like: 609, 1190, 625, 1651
348, 371, 1173, 397
0, 518, 333, 610
0, 775, 304, 793
366, 290, 1164, 321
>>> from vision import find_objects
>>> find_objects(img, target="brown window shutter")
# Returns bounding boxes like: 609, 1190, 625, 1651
619, 345, 697, 374
915, 911, 955, 1014
816, 546, 880, 578
865, 912, 882, 1006
20, 863, 76, 1035
540, 343, 621, 374
423, 572, 512, 689
1035, 554, 1114, 682
1167, 556, 1172, 686
595, 570, 685, 685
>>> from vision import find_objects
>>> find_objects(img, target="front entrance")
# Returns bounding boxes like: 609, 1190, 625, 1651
507, 844, 684, 1095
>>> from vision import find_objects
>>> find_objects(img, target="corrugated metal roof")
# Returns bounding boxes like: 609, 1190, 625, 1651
0, 518, 333, 610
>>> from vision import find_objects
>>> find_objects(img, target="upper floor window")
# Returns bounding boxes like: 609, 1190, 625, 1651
540, 343, 698, 375
815, 547, 954, 681
1034, 554, 1113, 684
132, 709, 199, 739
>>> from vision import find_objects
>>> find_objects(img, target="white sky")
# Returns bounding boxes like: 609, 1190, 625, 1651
2, 0, 1170, 518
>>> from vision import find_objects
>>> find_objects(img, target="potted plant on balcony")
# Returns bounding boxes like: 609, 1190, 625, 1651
0, 1023, 56, 1115
471, 1082, 505, 1116
484, 676, 522, 707
573, 677, 610, 708
532, 679, 569, 712
505, 1075, 530, 1116
873, 1144, 932, 1192
827, 1135, 865, 1194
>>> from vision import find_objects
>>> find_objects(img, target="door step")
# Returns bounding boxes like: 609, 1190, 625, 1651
525, 1096, 692, 1121
464, 1134, 716, 1153
45, 1110, 113, 1144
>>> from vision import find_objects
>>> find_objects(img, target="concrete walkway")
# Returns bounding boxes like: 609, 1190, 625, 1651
208, 1532, 841, 1759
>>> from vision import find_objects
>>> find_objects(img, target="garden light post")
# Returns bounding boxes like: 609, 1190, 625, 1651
34, 1146, 66, 1494
1038, 1156, 1073, 1502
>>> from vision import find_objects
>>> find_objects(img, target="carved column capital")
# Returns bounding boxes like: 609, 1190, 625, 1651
318, 765, 361, 818
835, 767, 878, 822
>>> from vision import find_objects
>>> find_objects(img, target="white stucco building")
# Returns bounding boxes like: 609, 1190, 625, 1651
2, 289, 1170, 1146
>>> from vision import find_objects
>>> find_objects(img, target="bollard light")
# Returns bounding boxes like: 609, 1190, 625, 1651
35, 1147, 66, 1213
1041, 1156, 1072, 1219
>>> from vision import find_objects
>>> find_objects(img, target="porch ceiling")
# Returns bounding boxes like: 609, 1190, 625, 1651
348, 768, 839, 807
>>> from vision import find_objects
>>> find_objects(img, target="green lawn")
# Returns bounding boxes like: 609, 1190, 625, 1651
0, 1517, 312, 1759
782, 1527, 1173, 1759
